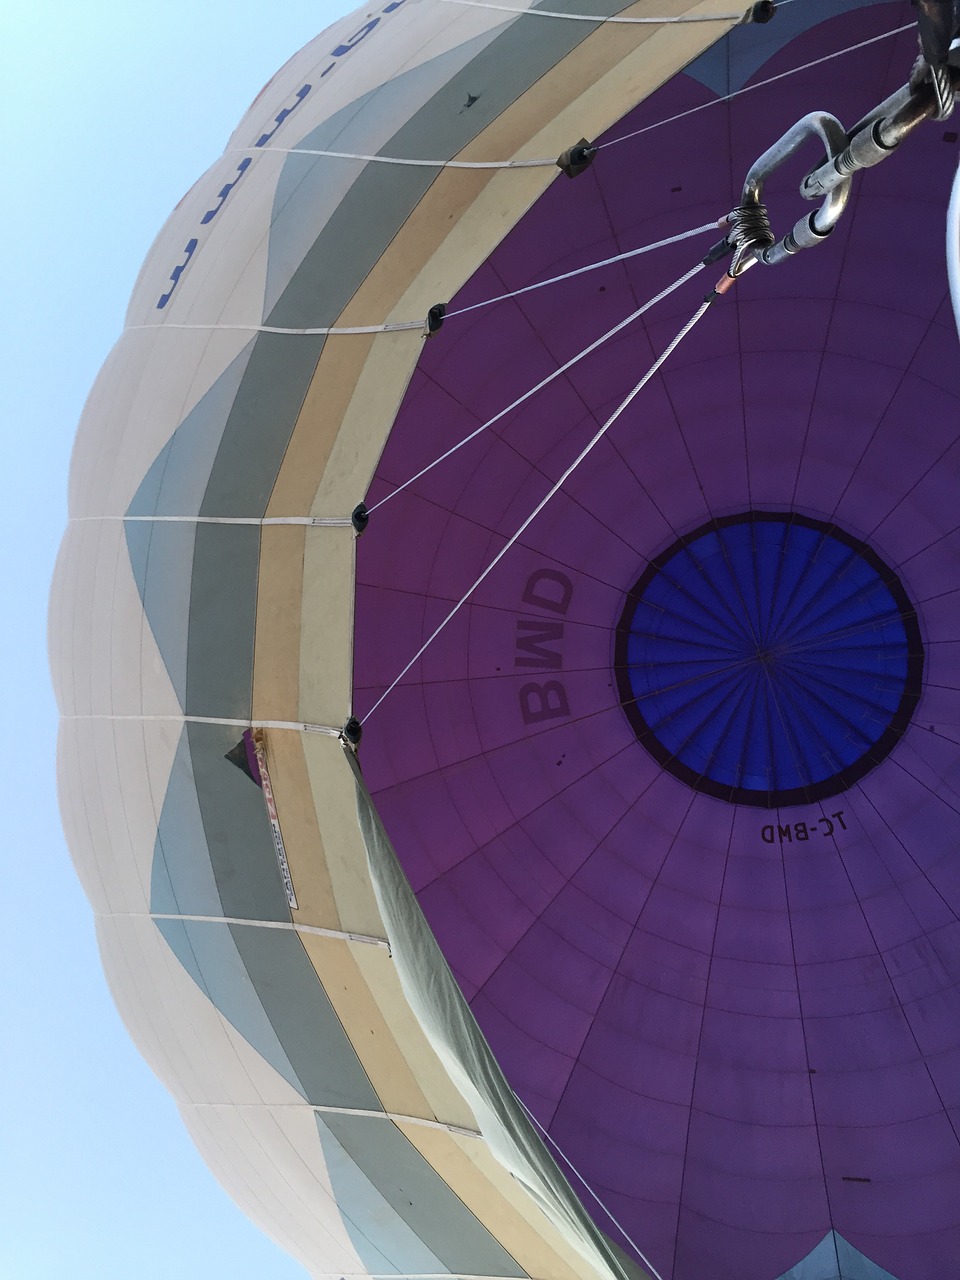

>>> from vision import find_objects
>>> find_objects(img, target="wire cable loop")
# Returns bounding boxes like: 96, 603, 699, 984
724, 200, 775, 277
930, 61, 956, 117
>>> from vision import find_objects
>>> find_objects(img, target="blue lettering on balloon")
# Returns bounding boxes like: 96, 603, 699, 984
331, 18, 381, 56
155, 0, 407, 308
157, 239, 198, 309
323, 0, 406, 74
255, 83, 312, 147
200, 157, 252, 225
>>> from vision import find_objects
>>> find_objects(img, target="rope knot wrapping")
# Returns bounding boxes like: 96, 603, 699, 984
725, 200, 776, 276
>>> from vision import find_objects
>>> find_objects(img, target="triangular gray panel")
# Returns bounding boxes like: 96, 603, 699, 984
127, 338, 256, 517
125, 341, 263, 714
777, 1232, 901, 1280
685, 0, 878, 96
124, 518, 195, 708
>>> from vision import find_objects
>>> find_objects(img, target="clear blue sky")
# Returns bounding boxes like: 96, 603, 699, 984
2, 4, 350, 1276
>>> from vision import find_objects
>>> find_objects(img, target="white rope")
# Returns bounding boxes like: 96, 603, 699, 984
369, 259, 707, 513
948, 152, 960, 341
519, 1099, 665, 1280
361, 278, 712, 724
126, 225, 717, 338
230, 144, 553, 170
230, 3, 852, 181
110, 911, 390, 948
602, 20, 917, 149
439, 0, 739, 21
183, 1098, 481, 1137
65, 713, 341, 735
126, 320, 423, 336
446, 220, 719, 316
198, 24, 914, 262
72, 514, 353, 527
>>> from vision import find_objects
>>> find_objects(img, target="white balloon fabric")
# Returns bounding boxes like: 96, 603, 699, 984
52, 1, 960, 1279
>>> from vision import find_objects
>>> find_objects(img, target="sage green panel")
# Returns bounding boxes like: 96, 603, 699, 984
184, 524, 259, 721
125, 519, 196, 709
199, 331, 324, 519
313, 1113, 451, 1275
151, 726, 223, 918
229, 924, 383, 1111
322, 1111, 526, 1276
125, 343, 257, 711
186, 720, 288, 923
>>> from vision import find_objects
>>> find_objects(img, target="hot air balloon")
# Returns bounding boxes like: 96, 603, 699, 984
51, 1, 960, 1278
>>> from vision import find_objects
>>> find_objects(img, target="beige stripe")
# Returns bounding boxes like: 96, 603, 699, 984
299, 933, 480, 1129
262, 729, 345, 933
350, 939, 486, 1129
266, 332, 381, 520
253, 524, 307, 725
299, 527, 357, 730
398, 1123, 614, 1280
298, 732, 386, 940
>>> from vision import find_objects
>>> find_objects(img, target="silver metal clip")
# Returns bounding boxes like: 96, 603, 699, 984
802, 67, 960, 200
739, 112, 853, 268
729, 56, 960, 274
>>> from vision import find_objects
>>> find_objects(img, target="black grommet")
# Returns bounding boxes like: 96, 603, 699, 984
749, 0, 776, 22
342, 717, 363, 746
425, 303, 446, 335
556, 138, 596, 178
352, 502, 370, 534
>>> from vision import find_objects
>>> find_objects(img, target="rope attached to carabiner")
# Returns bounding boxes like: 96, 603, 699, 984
723, 19, 960, 275
723, 202, 775, 277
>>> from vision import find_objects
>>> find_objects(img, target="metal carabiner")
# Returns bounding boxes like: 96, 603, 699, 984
736, 111, 853, 269
802, 64, 960, 200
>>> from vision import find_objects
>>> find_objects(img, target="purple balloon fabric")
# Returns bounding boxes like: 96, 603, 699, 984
355, 4, 960, 1277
